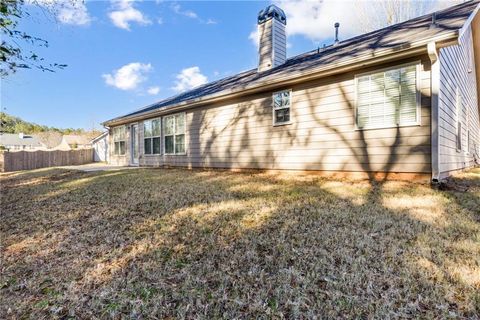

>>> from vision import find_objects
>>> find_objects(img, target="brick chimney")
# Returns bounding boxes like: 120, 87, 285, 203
257, 5, 287, 72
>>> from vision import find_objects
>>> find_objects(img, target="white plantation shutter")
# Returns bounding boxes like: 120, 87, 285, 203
384, 69, 400, 126
357, 64, 418, 129
399, 65, 417, 123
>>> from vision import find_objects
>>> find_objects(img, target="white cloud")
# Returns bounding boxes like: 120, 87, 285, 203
171, 3, 198, 19
147, 86, 160, 95
57, 1, 91, 26
102, 62, 152, 91
108, 0, 151, 31
272, 0, 361, 42
172, 66, 208, 93
263, 0, 462, 43
249, 28, 259, 47
26, 0, 91, 26
170, 2, 217, 24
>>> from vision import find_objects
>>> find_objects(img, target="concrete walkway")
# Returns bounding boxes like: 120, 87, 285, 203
62, 163, 139, 172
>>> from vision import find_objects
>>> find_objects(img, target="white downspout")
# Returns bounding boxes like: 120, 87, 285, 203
428, 41, 440, 182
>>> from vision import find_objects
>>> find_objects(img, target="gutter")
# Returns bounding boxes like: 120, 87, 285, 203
103, 31, 459, 127
428, 41, 441, 182
458, 2, 480, 40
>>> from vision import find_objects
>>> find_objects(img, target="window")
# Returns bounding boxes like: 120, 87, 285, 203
465, 107, 471, 155
143, 118, 161, 155
164, 113, 186, 154
356, 64, 418, 129
113, 126, 126, 155
455, 88, 462, 151
273, 90, 291, 125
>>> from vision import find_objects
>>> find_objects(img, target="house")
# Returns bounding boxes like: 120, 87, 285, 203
0, 133, 46, 151
91, 131, 109, 162
34, 131, 63, 149
55, 134, 92, 150
103, 1, 480, 181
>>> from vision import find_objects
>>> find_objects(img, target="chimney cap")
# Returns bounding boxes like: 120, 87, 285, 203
258, 4, 286, 25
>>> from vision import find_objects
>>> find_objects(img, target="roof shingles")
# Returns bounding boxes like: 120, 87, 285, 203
107, 0, 478, 124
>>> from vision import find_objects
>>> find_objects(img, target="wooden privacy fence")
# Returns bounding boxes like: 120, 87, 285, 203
0, 149, 94, 172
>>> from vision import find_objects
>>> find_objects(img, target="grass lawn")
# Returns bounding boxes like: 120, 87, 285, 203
1, 167, 479, 318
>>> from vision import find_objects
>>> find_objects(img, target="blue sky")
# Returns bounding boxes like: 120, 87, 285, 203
1, 0, 456, 130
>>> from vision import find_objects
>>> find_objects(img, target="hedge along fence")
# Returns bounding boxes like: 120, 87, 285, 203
0, 149, 94, 172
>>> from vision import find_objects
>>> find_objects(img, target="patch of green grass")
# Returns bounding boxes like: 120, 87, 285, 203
34, 300, 49, 309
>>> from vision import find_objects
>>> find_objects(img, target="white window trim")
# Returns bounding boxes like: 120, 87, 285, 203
143, 118, 162, 155
354, 61, 422, 131
272, 89, 293, 126
129, 122, 139, 163
163, 112, 187, 155
113, 125, 127, 156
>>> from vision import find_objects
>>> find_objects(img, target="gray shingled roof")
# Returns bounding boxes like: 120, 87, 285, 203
107, 0, 479, 124
63, 134, 91, 146
0, 133, 44, 148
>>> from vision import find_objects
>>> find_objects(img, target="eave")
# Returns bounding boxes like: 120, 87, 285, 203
103, 30, 459, 127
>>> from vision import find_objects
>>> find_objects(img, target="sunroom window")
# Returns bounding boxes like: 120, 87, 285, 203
144, 118, 161, 155
164, 113, 186, 154
113, 126, 126, 156
356, 64, 418, 129
273, 90, 291, 125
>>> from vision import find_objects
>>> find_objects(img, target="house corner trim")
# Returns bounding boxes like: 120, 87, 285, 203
428, 41, 440, 181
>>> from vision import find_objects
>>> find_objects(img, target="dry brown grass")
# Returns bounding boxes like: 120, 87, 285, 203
1, 167, 479, 319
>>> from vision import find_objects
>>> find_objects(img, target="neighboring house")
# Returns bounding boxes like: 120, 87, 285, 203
34, 131, 63, 149
55, 134, 92, 150
91, 131, 109, 162
0, 133, 46, 151
103, 1, 480, 181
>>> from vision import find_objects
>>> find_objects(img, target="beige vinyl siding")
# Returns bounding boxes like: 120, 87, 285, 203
139, 56, 431, 174
438, 25, 480, 177
257, 19, 273, 72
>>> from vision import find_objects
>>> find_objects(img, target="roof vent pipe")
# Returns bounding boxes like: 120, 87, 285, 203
430, 12, 438, 28
334, 22, 340, 45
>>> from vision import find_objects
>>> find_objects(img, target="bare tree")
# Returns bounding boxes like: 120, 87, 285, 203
357, 0, 461, 33
0, 0, 75, 77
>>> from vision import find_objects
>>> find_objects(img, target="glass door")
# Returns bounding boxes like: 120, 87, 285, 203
130, 124, 139, 165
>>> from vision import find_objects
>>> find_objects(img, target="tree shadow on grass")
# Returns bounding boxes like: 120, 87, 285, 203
1, 168, 479, 319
